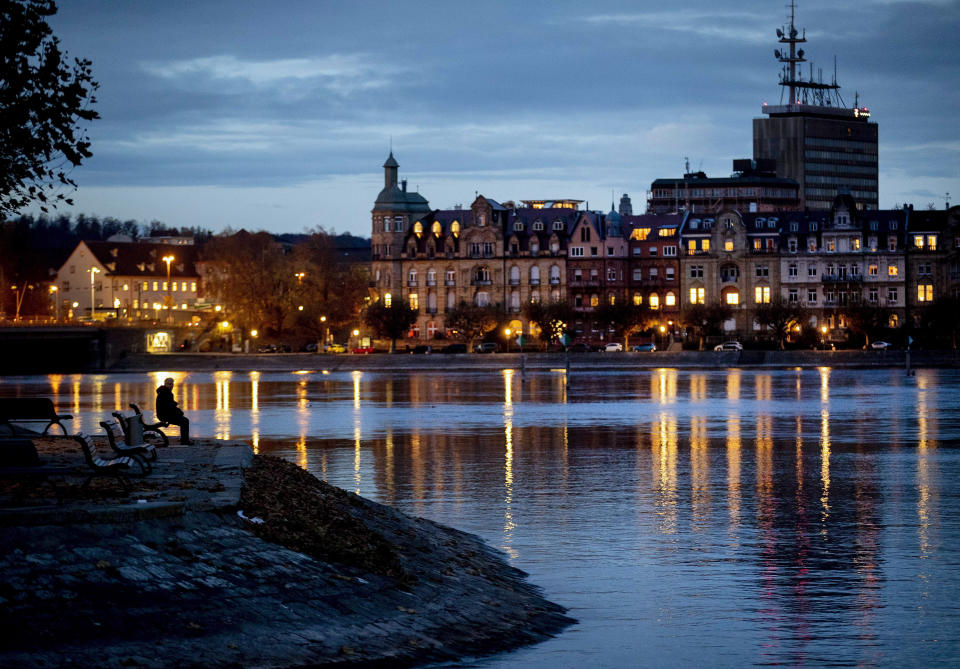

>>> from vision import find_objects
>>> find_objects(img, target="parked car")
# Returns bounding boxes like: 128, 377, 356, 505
303, 342, 318, 352
714, 341, 743, 351
352, 346, 375, 354
632, 343, 656, 352
475, 342, 498, 353
870, 341, 892, 350
603, 342, 623, 352
257, 343, 278, 353
411, 345, 432, 354
567, 343, 590, 353
440, 343, 468, 354
326, 343, 347, 353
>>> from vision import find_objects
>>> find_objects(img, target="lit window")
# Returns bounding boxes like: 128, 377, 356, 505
724, 240, 734, 252
665, 292, 676, 307
927, 235, 937, 250
590, 294, 599, 307
753, 239, 762, 250
868, 264, 878, 276
688, 240, 697, 253
162, 281, 168, 291
633, 294, 643, 305
432, 222, 442, 236
631, 228, 651, 241
152, 281, 159, 291
702, 239, 710, 252
171, 282, 177, 292
754, 286, 770, 304
384, 293, 392, 307
451, 221, 460, 237
725, 291, 739, 305
689, 287, 705, 304
914, 235, 925, 248
918, 284, 933, 302
409, 293, 419, 310
888, 265, 898, 277
852, 238, 861, 250
122, 283, 129, 291
649, 293, 660, 309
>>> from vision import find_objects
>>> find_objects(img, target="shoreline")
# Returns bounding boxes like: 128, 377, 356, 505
102, 349, 960, 373
0, 443, 573, 668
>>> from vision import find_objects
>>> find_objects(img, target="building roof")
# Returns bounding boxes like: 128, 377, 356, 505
373, 184, 432, 213
83, 241, 199, 278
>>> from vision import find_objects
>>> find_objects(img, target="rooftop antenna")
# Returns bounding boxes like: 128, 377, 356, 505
947, 192, 951, 209
684, 156, 690, 174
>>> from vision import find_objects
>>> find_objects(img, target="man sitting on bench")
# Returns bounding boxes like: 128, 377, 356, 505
155, 377, 193, 445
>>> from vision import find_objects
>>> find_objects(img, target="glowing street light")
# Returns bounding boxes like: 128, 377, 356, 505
88, 267, 100, 320
294, 272, 305, 284
504, 327, 512, 353
162, 255, 174, 322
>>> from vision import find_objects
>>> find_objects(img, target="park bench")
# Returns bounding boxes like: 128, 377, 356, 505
0, 398, 72, 436
0, 438, 74, 501
72, 433, 149, 490
112, 406, 168, 447
100, 420, 157, 468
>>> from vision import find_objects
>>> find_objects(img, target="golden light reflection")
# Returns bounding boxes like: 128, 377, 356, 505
250, 371, 260, 414
503, 369, 517, 559
690, 415, 709, 530
214, 371, 232, 440
352, 371, 363, 410
727, 414, 742, 538
755, 413, 773, 511
652, 368, 678, 404
297, 435, 308, 470
689, 374, 706, 402
820, 407, 831, 525
755, 374, 772, 402
916, 374, 937, 568
114, 383, 123, 412
819, 366, 831, 404
92, 375, 105, 429
727, 371, 741, 401
652, 412, 678, 535
384, 429, 395, 505
71, 375, 81, 432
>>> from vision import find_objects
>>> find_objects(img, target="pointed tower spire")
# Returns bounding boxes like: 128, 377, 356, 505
383, 152, 399, 189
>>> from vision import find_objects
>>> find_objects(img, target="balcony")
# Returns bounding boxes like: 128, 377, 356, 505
425, 307, 438, 314
407, 280, 418, 287
426, 279, 437, 286
821, 275, 863, 284
471, 279, 493, 286
549, 277, 561, 285
509, 279, 520, 286
445, 279, 456, 286
530, 278, 541, 286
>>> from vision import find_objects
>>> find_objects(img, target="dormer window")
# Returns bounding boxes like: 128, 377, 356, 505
431, 221, 442, 236
553, 220, 564, 231
451, 221, 460, 237
514, 221, 524, 231
413, 221, 423, 237
533, 220, 544, 231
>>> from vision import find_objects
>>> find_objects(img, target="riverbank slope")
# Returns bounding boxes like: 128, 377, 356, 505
0, 441, 572, 668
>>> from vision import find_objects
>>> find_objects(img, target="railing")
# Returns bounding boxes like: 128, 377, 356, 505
821, 275, 863, 283
549, 277, 561, 284
445, 279, 456, 286
530, 278, 541, 286
426, 279, 437, 286
509, 279, 520, 285
407, 280, 418, 287
471, 279, 493, 286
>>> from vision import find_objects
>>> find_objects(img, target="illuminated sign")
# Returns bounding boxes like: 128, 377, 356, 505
147, 331, 172, 353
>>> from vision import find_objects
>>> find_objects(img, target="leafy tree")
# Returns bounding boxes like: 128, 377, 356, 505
524, 300, 575, 346
842, 302, 891, 349
1, 0, 99, 215
202, 230, 294, 336
445, 301, 501, 350
592, 301, 653, 348
754, 298, 808, 349
921, 296, 960, 349
681, 301, 733, 350
364, 300, 417, 352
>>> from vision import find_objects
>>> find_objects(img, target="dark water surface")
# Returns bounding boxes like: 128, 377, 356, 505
3, 367, 959, 667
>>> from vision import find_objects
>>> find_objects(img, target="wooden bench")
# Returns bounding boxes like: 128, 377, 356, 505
72, 433, 149, 490
100, 420, 156, 468
113, 406, 168, 447
0, 398, 72, 436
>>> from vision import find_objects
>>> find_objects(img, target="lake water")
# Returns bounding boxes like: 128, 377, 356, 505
3, 367, 960, 667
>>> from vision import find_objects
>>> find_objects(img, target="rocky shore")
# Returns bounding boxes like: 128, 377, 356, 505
0, 441, 573, 668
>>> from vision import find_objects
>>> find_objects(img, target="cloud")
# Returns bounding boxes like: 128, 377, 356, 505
142, 54, 404, 95
583, 10, 770, 44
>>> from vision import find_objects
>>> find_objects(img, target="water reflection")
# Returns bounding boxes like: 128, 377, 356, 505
3, 368, 959, 666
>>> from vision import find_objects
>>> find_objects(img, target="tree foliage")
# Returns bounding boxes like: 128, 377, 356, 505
523, 300, 575, 345
754, 298, 808, 349
681, 302, 733, 350
364, 301, 417, 352
592, 301, 654, 347
1, 0, 99, 215
842, 302, 892, 349
444, 301, 501, 350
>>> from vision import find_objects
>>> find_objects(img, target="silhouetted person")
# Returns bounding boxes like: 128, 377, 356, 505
156, 377, 192, 445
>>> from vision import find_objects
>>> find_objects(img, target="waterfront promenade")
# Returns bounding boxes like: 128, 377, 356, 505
0, 440, 571, 668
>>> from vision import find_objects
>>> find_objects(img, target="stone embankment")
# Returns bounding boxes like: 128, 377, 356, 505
109, 348, 960, 372
0, 441, 573, 668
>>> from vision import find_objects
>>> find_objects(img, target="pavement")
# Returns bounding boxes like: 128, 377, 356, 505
0, 439, 573, 668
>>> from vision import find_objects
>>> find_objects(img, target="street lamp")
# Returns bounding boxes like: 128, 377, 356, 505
504, 327, 512, 353
162, 255, 174, 323
9, 283, 34, 322
88, 267, 99, 320
49, 285, 58, 322
294, 272, 305, 285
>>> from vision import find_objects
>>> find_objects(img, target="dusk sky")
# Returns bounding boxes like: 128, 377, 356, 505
36, 0, 960, 237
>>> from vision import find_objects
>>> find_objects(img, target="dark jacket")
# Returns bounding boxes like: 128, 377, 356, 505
156, 385, 183, 422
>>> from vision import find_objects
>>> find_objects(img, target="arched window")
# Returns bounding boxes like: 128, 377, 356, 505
530, 266, 540, 284
408, 243, 417, 257
428, 292, 437, 311
476, 291, 490, 306
474, 266, 490, 283
413, 221, 423, 237
607, 267, 617, 281
446, 290, 456, 310
451, 221, 460, 237
549, 265, 560, 283
407, 269, 417, 286
633, 293, 643, 305
649, 293, 660, 310
511, 291, 520, 310
426, 268, 436, 285
431, 221, 442, 236
384, 292, 392, 307
665, 291, 676, 307
549, 238, 560, 254
530, 238, 540, 254
509, 266, 520, 284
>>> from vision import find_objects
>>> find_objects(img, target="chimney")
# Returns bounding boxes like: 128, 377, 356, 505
401, 179, 407, 192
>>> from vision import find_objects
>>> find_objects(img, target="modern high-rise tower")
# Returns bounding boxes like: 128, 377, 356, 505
753, 1, 878, 211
